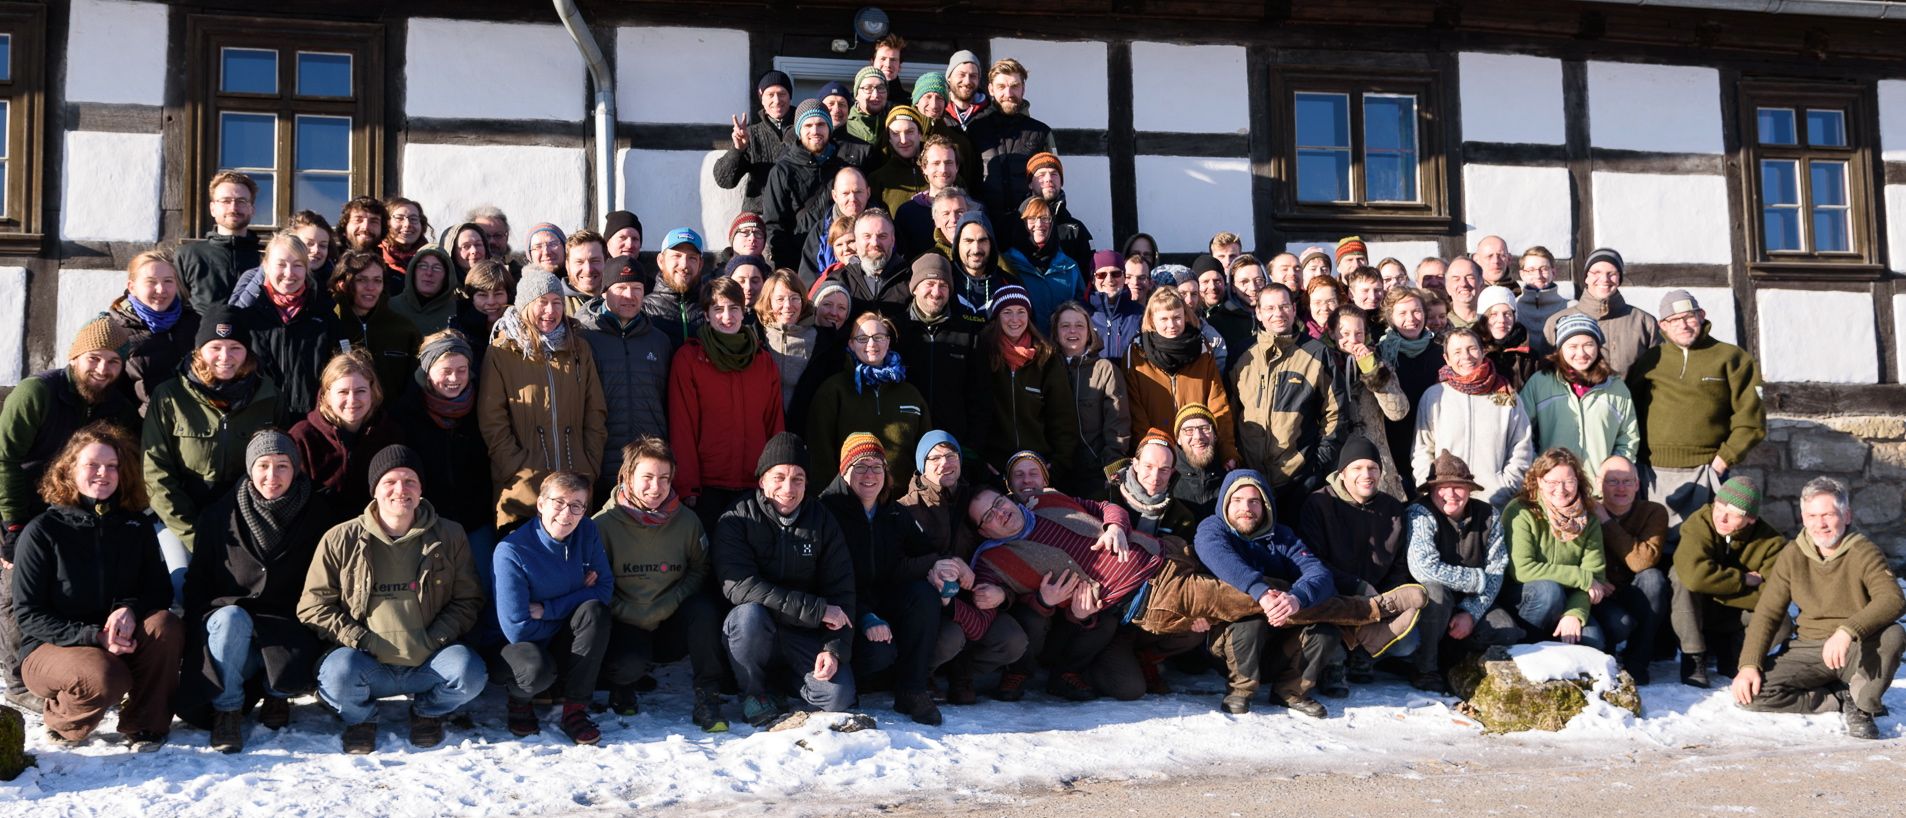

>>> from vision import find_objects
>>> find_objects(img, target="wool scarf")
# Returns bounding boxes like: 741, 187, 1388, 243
616, 483, 680, 528
1439, 358, 1514, 405
854, 350, 907, 394
697, 322, 759, 373
418, 369, 474, 429
1543, 493, 1590, 542
237, 475, 312, 557
1000, 330, 1038, 372
1119, 467, 1172, 519
1140, 329, 1203, 375
186, 367, 257, 412
127, 295, 182, 334
264, 280, 305, 323
1377, 326, 1434, 367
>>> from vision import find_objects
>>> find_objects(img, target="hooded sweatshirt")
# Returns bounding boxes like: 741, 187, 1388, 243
951, 211, 1015, 315
1190, 469, 1335, 608
297, 500, 483, 667
594, 490, 709, 631
493, 515, 614, 644
388, 245, 461, 334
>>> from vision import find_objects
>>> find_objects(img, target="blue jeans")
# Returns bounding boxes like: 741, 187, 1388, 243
206, 607, 277, 712
722, 602, 855, 712
1511, 580, 1607, 650
1596, 568, 1670, 663
316, 644, 487, 725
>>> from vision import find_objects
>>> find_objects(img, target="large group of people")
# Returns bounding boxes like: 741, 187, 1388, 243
0, 34, 1896, 760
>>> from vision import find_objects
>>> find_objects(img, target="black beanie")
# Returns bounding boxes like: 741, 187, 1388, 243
757, 70, 793, 95
1190, 254, 1225, 276
755, 432, 809, 479
366, 444, 426, 494
196, 303, 252, 350
605, 254, 656, 291
1339, 435, 1381, 470
604, 210, 643, 240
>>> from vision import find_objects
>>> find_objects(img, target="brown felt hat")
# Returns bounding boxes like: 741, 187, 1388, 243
1419, 450, 1484, 493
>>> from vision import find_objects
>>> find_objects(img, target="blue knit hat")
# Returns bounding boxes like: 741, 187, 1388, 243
1554, 312, 1605, 347
915, 430, 959, 473
818, 81, 850, 102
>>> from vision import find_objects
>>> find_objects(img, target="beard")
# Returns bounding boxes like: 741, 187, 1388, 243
1182, 443, 1216, 470
349, 233, 379, 252
857, 252, 888, 277
73, 373, 114, 404
996, 97, 1024, 116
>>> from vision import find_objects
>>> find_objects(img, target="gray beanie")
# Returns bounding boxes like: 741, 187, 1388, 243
245, 429, 301, 475
1658, 289, 1701, 320
947, 50, 981, 76
515, 265, 565, 309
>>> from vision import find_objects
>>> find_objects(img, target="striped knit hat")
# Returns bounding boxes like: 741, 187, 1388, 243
1715, 476, 1763, 518
1554, 312, 1604, 347
912, 72, 948, 106
839, 432, 886, 476
1006, 450, 1049, 483
1173, 403, 1217, 436
1335, 235, 1367, 262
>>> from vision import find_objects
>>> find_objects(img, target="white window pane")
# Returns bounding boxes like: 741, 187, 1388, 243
1756, 107, 1796, 145
297, 52, 352, 98
295, 115, 351, 172
1294, 92, 1350, 148
220, 47, 277, 95
1296, 148, 1351, 202
1806, 109, 1846, 148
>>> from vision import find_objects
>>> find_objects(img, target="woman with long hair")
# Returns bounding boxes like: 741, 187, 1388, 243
288, 349, 405, 513
1377, 286, 1443, 491
1052, 300, 1130, 478
1303, 276, 1346, 344
106, 250, 202, 415
1520, 313, 1639, 468
328, 251, 421, 398
379, 196, 431, 285
978, 286, 1077, 485
240, 231, 342, 426
1501, 447, 1612, 650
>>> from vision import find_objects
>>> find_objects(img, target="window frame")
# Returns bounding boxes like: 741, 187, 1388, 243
0, 2, 44, 253
1269, 66, 1453, 234
183, 14, 383, 236
1735, 77, 1881, 280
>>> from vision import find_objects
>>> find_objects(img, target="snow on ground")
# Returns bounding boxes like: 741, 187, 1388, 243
0, 659, 1897, 818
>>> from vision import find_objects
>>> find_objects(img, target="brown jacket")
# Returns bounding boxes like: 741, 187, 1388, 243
1131, 539, 1262, 635
1231, 334, 1345, 488
476, 319, 609, 526
296, 501, 485, 657
1600, 500, 1668, 585
1740, 531, 1905, 671
1123, 340, 1237, 464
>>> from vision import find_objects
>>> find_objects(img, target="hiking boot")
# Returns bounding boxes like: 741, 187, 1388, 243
506, 698, 540, 737
1278, 694, 1329, 719
1046, 672, 1097, 702
6, 689, 44, 715
692, 688, 729, 733
1623, 657, 1652, 687
993, 672, 1029, 702
342, 722, 377, 754
1137, 651, 1171, 696
409, 710, 445, 749
1346, 649, 1376, 684
559, 703, 601, 746
210, 709, 245, 754
1319, 663, 1349, 699
894, 690, 944, 726
1680, 653, 1711, 689
258, 696, 291, 730
1410, 669, 1451, 695
1845, 695, 1880, 740
1220, 693, 1252, 714
609, 685, 639, 717
741, 694, 783, 728
633, 674, 659, 693
123, 731, 167, 753
945, 672, 978, 706
43, 727, 83, 748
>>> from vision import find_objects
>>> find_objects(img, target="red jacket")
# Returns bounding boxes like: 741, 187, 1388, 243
667, 340, 786, 500
288, 408, 406, 513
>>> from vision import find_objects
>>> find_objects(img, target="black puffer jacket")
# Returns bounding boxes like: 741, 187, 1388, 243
11, 503, 171, 656
241, 288, 344, 427
713, 490, 857, 659
818, 478, 939, 626
107, 295, 202, 416
178, 232, 262, 316
578, 305, 672, 482
894, 307, 990, 452
641, 284, 704, 349
964, 105, 1057, 214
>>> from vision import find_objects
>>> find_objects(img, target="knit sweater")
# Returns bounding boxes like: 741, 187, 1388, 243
1740, 532, 1904, 671
1625, 326, 1766, 469
1404, 501, 1506, 620
1672, 503, 1788, 612
1503, 498, 1607, 624
956, 497, 1144, 640
1598, 500, 1668, 586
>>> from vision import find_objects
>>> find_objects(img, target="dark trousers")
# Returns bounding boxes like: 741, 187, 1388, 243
500, 599, 610, 703
1595, 568, 1670, 665
1669, 568, 1792, 671
933, 608, 1028, 679
1412, 580, 1524, 673
852, 580, 945, 695
0, 562, 23, 697
22, 610, 183, 740
1091, 628, 1203, 701
1211, 618, 1269, 697
603, 592, 725, 691
722, 602, 855, 711
1008, 601, 1122, 677
691, 488, 747, 537
1745, 624, 1906, 716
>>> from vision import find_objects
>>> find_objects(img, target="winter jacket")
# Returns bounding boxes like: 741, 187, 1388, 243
1001, 244, 1083, 328
1626, 324, 1766, 470
179, 231, 263, 316
578, 306, 673, 482
640, 282, 704, 348
1192, 472, 1335, 609
667, 338, 786, 501
1503, 497, 1606, 625
107, 295, 202, 416
763, 141, 870, 266
964, 105, 1057, 214
143, 373, 282, 553
11, 504, 170, 657
240, 288, 344, 427
493, 516, 613, 644
594, 497, 710, 631
712, 491, 857, 659
982, 350, 1079, 481
1515, 284, 1567, 356
1483, 322, 1541, 390
1672, 503, 1788, 613
297, 500, 484, 666
895, 306, 991, 451
1171, 451, 1225, 519
820, 478, 940, 627
1299, 472, 1412, 593
336, 302, 423, 400
1125, 338, 1237, 465
1741, 532, 1904, 672
1231, 333, 1345, 488
388, 378, 493, 536
806, 369, 932, 487
387, 274, 460, 336
0, 368, 139, 532
476, 320, 609, 526
836, 261, 914, 321
872, 155, 927, 218
1063, 349, 1131, 472
1088, 291, 1144, 361
1520, 370, 1639, 468
1404, 500, 1505, 621
287, 408, 406, 514
1203, 296, 1257, 373
762, 321, 818, 409
1542, 291, 1659, 378
898, 474, 981, 562
712, 109, 791, 213
1410, 384, 1534, 508
1334, 352, 1411, 501
1601, 500, 1668, 586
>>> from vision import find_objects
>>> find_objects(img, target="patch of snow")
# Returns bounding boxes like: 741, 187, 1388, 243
1508, 641, 1621, 688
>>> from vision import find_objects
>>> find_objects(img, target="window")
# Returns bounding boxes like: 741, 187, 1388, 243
0, 3, 44, 250
1737, 79, 1879, 277
185, 16, 383, 233
1271, 68, 1450, 232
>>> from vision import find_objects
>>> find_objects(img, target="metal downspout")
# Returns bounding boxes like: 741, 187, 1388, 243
553, 0, 616, 228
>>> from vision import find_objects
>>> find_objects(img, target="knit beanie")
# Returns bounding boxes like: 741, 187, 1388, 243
1136, 428, 1176, 456
1092, 249, 1123, 272
947, 50, 981, 77
808, 278, 848, 305
910, 253, 953, 291
755, 431, 808, 479
366, 444, 425, 494
885, 104, 922, 130
417, 331, 474, 376
1173, 403, 1216, 436
1026, 152, 1062, 179
1335, 236, 1367, 262
915, 429, 959, 473
818, 81, 850, 103
527, 222, 565, 249
911, 72, 948, 105
196, 304, 252, 350
1190, 254, 1225, 277
67, 314, 130, 361
1006, 450, 1049, 483
604, 210, 642, 240
990, 284, 1032, 318
729, 211, 763, 240
1554, 312, 1605, 347
1152, 264, 1190, 287
853, 66, 885, 95
757, 69, 793, 95
1716, 476, 1763, 518
1658, 289, 1701, 320
839, 432, 886, 475
245, 429, 301, 475
1339, 435, 1380, 469
604, 255, 655, 290
1583, 247, 1625, 276
514, 265, 565, 309
1477, 285, 1518, 316
794, 98, 830, 131
1298, 246, 1331, 270
724, 254, 769, 276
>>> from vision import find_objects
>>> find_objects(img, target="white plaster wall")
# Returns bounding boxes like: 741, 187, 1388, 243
56, 270, 126, 370
1896, 293, 1906, 383
989, 38, 1108, 131
619, 27, 750, 126
1134, 156, 1253, 252
1463, 164, 1573, 257
1756, 289, 1876, 384
1887, 184, 1906, 273
1457, 53, 1565, 145
66, 0, 167, 106
1880, 80, 1906, 163
1586, 62, 1723, 154
1056, 154, 1114, 255
619, 148, 744, 245
1130, 42, 1248, 135
1621, 285, 1737, 346
60, 131, 161, 242
0, 267, 24, 385
402, 143, 587, 252
406, 19, 582, 121
1590, 171, 1730, 264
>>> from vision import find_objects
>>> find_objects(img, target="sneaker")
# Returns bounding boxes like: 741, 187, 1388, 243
123, 731, 167, 753
506, 698, 540, 737
1845, 695, 1880, 740
609, 685, 639, 717
1319, 663, 1349, 699
1046, 672, 1097, 702
258, 696, 291, 730
210, 709, 245, 754
692, 688, 728, 733
6, 689, 44, 715
342, 722, 377, 754
559, 704, 601, 746
1680, 653, 1711, 689
741, 694, 783, 728
945, 673, 978, 706
1220, 693, 1252, 714
894, 690, 944, 726
409, 710, 445, 749
1410, 670, 1451, 695
1279, 694, 1329, 719
993, 672, 1029, 702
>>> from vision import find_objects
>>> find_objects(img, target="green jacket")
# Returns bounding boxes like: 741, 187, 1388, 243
1504, 498, 1607, 624
593, 497, 710, 631
142, 373, 281, 553
1520, 370, 1638, 468
1625, 325, 1765, 469
1672, 503, 1787, 612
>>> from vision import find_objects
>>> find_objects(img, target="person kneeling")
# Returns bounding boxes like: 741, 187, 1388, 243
495, 471, 613, 744
299, 445, 487, 754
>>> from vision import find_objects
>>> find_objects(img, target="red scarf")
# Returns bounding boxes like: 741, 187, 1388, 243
423, 385, 473, 429
1438, 358, 1508, 398
616, 483, 679, 528
264, 279, 305, 323
1000, 330, 1037, 371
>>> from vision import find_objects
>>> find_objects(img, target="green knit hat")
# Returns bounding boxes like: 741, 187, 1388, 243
1715, 476, 1762, 518
912, 71, 948, 106
853, 66, 884, 95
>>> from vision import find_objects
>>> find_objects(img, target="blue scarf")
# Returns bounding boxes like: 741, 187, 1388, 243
852, 350, 907, 394
973, 504, 1036, 561
128, 295, 182, 333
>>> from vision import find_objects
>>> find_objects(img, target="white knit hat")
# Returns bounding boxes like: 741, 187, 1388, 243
1477, 285, 1517, 316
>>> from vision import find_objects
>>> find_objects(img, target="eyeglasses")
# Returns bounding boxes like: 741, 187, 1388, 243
213, 197, 253, 207
542, 498, 588, 517
848, 462, 886, 477
925, 451, 958, 465
1521, 264, 1554, 274
1539, 478, 1577, 492
1180, 424, 1215, 438
1093, 270, 1117, 281
984, 495, 1017, 523
850, 333, 891, 345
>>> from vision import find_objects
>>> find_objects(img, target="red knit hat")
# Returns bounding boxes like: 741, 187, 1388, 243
1335, 236, 1367, 262
730, 211, 764, 240
1026, 152, 1063, 179
839, 432, 886, 475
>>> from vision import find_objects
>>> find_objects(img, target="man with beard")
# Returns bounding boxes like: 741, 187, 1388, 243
895, 137, 966, 257
1171, 403, 1226, 517
0, 317, 140, 712
1299, 436, 1420, 693
1205, 255, 1265, 362
1233, 284, 1346, 525
966, 59, 1058, 216
641, 228, 707, 347
798, 168, 872, 284
466, 205, 517, 267
338, 197, 387, 256
763, 99, 870, 268
950, 211, 1013, 315
716, 70, 795, 214
895, 256, 989, 449
1442, 257, 1482, 330
838, 209, 910, 318
945, 50, 988, 129
1100, 433, 1207, 698
181, 171, 264, 314
1023, 152, 1093, 264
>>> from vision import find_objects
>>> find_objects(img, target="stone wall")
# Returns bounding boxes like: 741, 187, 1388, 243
1732, 415, 1906, 563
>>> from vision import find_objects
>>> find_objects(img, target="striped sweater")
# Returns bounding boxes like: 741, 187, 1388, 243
955, 497, 1155, 640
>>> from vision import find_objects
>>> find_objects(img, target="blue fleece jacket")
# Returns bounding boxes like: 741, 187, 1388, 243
1192, 470, 1336, 609
494, 516, 613, 644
